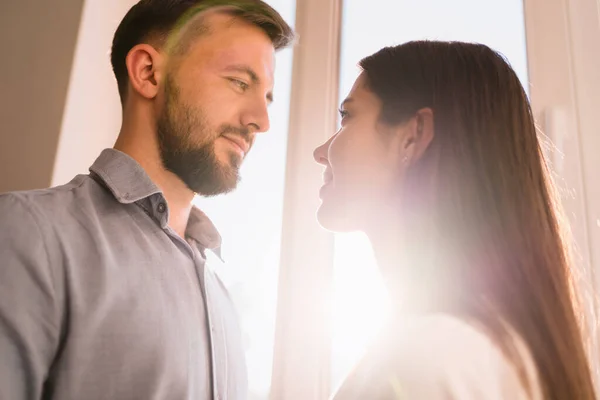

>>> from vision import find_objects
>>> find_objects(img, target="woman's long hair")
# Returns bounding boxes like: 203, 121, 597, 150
359, 41, 595, 399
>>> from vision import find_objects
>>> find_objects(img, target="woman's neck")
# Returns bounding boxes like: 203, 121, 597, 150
364, 213, 446, 317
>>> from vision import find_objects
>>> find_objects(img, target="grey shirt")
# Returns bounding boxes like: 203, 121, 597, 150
0, 149, 247, 400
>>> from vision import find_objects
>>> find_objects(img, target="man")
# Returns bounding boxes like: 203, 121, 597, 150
0, 1, 294, 399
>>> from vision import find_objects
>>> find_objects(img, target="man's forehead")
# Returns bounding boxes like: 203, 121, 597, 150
215, 46, 274, 69
200, 42, 276, 85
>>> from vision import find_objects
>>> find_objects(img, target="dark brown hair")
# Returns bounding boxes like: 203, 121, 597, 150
110, 0, 295, 103
360, 41, 595, 399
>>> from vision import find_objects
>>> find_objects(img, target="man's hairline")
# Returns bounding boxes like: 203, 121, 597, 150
166, 8, 283, 58
121, 8, 286, 104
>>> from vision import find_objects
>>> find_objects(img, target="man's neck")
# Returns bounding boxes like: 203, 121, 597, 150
114, 119, 194, 239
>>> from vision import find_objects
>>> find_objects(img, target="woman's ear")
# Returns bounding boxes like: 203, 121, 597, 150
124, 43, 165, 101
402, 108, 434, 164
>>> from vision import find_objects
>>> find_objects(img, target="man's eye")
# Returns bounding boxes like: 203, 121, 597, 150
231, 79, 249, 91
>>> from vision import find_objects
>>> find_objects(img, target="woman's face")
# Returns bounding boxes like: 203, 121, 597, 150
313, 73, 410, 232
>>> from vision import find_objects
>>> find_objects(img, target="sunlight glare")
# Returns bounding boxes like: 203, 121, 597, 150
331, 231, 391, 388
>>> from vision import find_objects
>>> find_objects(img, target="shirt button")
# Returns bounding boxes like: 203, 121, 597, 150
157, 203, 166, 213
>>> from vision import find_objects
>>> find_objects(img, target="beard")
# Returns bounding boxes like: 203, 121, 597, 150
157, 75, 247, 196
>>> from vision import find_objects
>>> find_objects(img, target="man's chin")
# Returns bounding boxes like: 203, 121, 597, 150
216, 147, 244, 169
184, 169, 240, 197
190, 181, 236, 197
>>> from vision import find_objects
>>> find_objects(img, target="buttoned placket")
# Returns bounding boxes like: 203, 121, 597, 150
191, 244, 221, 400
138, 196, 221, 400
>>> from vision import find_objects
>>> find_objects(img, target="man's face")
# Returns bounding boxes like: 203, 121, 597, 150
157, 13, 275, 196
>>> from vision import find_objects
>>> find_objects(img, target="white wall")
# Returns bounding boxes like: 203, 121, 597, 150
51, 0, 138, 186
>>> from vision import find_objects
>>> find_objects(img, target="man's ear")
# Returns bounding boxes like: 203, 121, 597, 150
124, 43, 164, 101
402, 108, 434, 164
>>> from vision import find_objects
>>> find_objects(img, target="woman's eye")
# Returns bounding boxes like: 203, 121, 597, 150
337, 109, 350, 129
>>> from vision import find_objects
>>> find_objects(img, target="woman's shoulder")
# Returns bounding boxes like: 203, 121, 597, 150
332, 314, 541, 400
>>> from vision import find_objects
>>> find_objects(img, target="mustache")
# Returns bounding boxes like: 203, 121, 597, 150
220, 125, 250, 137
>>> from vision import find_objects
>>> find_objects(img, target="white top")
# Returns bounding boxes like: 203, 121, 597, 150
332, 314, 542, 400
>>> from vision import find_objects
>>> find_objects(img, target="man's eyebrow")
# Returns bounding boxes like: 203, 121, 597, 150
223, 64, 260, 83
223, 64, 274, 104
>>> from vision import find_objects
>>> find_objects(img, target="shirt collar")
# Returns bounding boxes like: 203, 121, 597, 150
187, 206, 222, 252
89, 148, 161, 203
89, 148, 222, 251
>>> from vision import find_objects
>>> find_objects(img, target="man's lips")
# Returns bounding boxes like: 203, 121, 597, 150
222, 134, 250, 155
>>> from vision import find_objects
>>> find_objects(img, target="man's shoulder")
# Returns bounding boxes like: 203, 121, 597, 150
0, 174, 103, 224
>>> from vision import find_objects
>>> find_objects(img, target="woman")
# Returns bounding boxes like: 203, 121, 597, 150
314, 41, 595, 399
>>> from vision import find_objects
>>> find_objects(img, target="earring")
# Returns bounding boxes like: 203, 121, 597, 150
402, 155, 409, 163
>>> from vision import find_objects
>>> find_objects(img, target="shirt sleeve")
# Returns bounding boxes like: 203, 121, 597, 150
0, 193, 62, 400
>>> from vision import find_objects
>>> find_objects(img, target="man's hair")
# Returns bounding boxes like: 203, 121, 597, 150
110, 0, 295, 103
